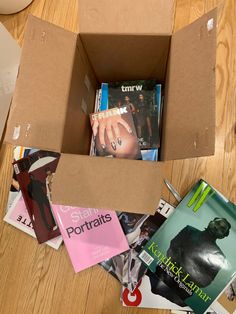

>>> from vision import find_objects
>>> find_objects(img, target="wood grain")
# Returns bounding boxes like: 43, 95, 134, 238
0, 0, 235, 313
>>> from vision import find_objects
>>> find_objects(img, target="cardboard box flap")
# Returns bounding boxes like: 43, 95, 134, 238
0, 23, 21, 140
5, 15, 78, 152
52, 154, 163, 215
78, 0, 174, 35
161, 9, 217, 161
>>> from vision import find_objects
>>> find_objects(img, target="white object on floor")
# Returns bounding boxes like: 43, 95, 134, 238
0, 0, 33, 14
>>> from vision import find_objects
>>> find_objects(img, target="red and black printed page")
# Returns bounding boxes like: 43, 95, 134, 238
13, 150, 61, 244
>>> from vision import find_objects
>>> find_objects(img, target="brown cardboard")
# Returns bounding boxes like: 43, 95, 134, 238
78, 0, 174, 35
161, 9, 217, 160
52, 155, 163, 214
80, 34, 170, 83
0, 23, 21, 142
5, 6, 217, 214
5, 16, 98, 153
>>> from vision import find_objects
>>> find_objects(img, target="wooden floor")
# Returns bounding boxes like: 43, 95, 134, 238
0, 0, 235, 313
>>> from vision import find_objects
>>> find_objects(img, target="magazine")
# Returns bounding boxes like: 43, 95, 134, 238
101, 80, 163, 149
141, 149, 158, 161
211, 277, 236, 314
6, 146, 38, 211
100, 199, 175, 292
13, 150, 61, 243
139, 179, 236, 314
122, 270, 191, 311
51, 204, 129, 273
90, 105, 142, 159
4, 192, 63, 250
89, 89, 101, 157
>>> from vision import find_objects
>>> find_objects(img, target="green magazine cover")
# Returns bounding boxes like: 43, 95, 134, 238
138, 179, 236, 314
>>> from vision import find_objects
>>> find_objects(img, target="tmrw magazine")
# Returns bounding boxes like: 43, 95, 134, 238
100, 199, 175, 292
13, 150, 61, 243
100, 80, 163, 149
90, 105, 141, 159
51, 205, 129, 273
139, 179, 236, 314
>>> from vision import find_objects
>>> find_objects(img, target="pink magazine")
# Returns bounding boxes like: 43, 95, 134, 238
52, 205, 129, 272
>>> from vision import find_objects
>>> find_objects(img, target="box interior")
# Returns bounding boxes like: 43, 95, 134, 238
70, 33, 171, 156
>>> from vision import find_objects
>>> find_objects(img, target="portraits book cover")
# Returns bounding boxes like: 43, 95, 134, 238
51, 205, 129, 273
101, 80, 162, 149
13, 150, 61, 243
90, 105, 141, 159
139, 179, 236, 314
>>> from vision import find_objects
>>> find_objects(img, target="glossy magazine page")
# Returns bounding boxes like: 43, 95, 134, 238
100, 199, 175, 292
139, 179, 236, 314
101, 80, 162, 150
122, 271, 192, 311
13, 150, 61, 243
4, 192, 62, 250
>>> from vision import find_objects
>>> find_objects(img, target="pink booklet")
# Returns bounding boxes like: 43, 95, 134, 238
52, 205, 129, 272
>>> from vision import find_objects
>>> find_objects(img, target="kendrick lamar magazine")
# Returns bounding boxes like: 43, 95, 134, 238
139, 179, 236, 314
51, 204, 129, 273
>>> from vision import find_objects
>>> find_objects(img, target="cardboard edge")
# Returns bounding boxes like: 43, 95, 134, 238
52, 154, 163, 215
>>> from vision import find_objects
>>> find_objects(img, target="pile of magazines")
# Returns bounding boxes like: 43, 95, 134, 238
3, 80, 236, 314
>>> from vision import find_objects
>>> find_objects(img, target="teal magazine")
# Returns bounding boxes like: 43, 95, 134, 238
138, 179, 236, 314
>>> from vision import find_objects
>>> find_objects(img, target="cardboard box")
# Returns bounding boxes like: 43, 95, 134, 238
4, 0, 217, 215
0, 23, 21, 143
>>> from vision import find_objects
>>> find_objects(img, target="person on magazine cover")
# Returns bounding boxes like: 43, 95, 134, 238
45, 168, 54, 201
149, 217, 231, 306
135, 93, 153, 146
27, 173, 57, 231
225, 278, 236, 301
123, 95, 136, 113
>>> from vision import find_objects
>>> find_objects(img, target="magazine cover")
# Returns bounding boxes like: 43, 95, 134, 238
89, 89, 101, 157
51, 204, 129, 273
90, 105, 141, 159
101, 80, 162, 149
141, 149, 158, 161
139, 179, 236, 314
122, 270, 191, 311
7, 146, 39, 210
4, 192, 63, 250
211, 277, 236, 314
100, 199, 175, 292
13, 150, 61, 243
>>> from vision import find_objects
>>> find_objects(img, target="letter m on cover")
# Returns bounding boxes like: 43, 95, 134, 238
187, 181, 215, 213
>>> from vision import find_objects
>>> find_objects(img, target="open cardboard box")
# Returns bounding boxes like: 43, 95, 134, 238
5, 0, 217, 215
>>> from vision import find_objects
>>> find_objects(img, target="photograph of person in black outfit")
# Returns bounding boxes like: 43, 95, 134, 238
135, 94, 152, 147
27, 173, 57, 231
149, 217, 231, 306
